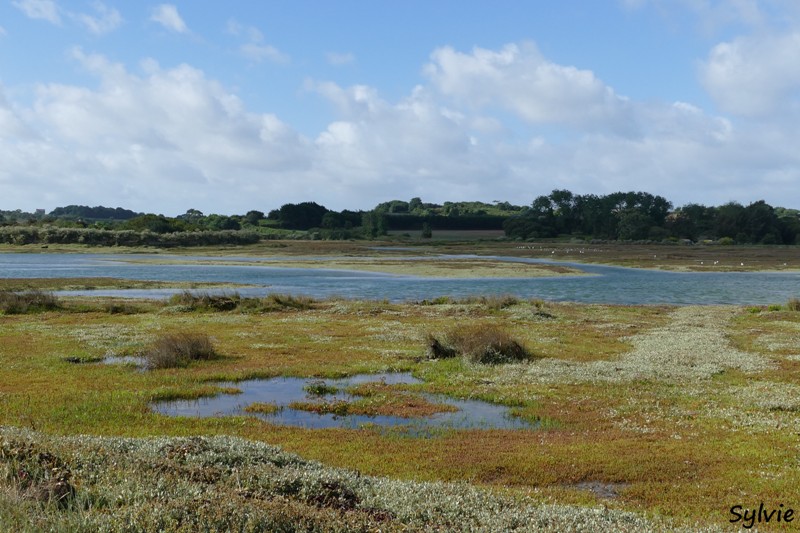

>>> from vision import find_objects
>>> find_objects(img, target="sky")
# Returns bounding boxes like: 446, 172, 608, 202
2, 1, 800, 216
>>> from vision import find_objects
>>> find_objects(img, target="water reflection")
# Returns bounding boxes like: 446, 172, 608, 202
152, 373, 533, 431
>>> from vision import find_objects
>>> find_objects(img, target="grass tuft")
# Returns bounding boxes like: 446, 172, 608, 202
168, 291, 241, 311
143, 332, 218, 369
303, 380, 339, 396
788, 297, 800, 312
426, 324, 532, 364
0, 290, 60, 314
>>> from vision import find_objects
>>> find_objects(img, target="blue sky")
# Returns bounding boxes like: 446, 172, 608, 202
2, 1, 800, 215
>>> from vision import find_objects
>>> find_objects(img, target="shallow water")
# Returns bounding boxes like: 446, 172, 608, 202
151, 372, 533, 431
1, 252, 799, 304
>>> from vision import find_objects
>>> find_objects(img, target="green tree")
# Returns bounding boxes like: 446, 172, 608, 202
244, 210, 265, 225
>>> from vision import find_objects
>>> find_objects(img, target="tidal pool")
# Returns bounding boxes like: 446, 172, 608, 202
152, 372, 534, 431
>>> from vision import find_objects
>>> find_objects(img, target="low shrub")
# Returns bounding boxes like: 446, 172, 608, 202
241, 293, 316, 312
303, 380, 339, 396
0, 290, 60, 314
168, 291, 241, 311
143, 332, 218, 369
788, 298, 800, 312
426, 324, 531, 364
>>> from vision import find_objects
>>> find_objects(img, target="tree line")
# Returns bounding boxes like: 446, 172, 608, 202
503, 190, 800, 244
1, 192, 799, 246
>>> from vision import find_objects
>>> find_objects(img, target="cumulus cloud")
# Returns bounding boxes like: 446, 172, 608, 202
701, 31, 800, 117
74, 1, 123, 35
12, 0, 61, 25
2, 50, 312, 213
424, 42, 637, 135
151, 4, 187, 33
2, 38, 800, 214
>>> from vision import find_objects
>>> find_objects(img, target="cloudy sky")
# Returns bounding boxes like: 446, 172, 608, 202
2, 1, 800, 215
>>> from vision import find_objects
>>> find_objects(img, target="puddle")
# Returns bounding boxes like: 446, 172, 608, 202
152, 372, 535, 431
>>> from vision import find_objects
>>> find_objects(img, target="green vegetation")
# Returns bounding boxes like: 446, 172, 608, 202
168, 291, 316, 312
4, 189, 798, 246
2, 272, 800, 530
303, 380, 340, 396
503, 190, 800, 244
0, 290, 60, 314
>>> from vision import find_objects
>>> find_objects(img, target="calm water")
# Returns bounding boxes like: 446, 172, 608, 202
1, 252, 799, 305
151, 372, 532, 431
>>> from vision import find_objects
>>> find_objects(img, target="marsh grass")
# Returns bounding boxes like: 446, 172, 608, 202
427, 324, 532, 364
0, 290, 60, 314
244, 402, 283, 415
168, 290, 241, 311
143, 332, 218, 369
168, 291, 315, 312
303, 380, 339, 396
788, 297, 800, 312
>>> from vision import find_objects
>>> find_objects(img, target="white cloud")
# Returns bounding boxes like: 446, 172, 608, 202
12, 0, 61, 25
74, 2, 122, 35
150, 4, 187, 33
326, 52, 355, 66
227, 19, 289, 64
701, 31, 800, 117
424, 42, 637, 135
3, 39, 800, 214
241, 43, 289, 64
2, 51, 312, 213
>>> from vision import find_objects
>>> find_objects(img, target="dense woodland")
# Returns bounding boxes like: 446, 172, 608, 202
1, 190, 799, 246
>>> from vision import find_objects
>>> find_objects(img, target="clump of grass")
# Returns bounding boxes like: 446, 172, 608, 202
289, 400, 352, 417
462, 294, 520, 310
244, 402, 283, 415
303, 380, 339, 397
143, 332, 218, 369
788, 298, 800, 312
0, 290, 60, 314
426, 324, 532, 364
254, 293, 316, 311
168, 291, 241, 311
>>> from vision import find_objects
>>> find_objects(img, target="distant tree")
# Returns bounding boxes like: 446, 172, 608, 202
617, 209, 653, 240
177, 209, 205, 223
123, 214, 178, 234
421, 222, 432, 239
244, 210, 265, 225
409, 197, 423, 212
277, 202, 328, 230
714, 202, 746, 240
361, 210, 387, 238
205, 214, 241, 231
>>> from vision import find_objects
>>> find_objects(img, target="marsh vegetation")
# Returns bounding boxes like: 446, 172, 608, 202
2, 262, 800, 529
